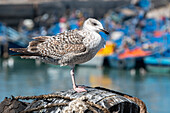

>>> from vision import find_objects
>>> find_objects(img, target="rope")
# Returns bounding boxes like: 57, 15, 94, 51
13, 94, 110, 113
85, 101, 110, 113
15, 94, 74, 101
20, 103, 69, 113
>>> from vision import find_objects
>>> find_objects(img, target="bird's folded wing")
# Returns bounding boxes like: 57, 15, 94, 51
27, 29, 87, 58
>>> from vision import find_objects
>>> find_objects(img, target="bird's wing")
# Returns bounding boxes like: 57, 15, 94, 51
27, 29, 87, 58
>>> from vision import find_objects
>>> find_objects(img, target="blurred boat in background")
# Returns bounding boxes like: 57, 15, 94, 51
144, 56, 170, 73
144, 46, 170, 73
108, 56, 135, 69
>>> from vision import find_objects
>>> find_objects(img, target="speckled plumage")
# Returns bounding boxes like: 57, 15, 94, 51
10, 18, 109, 92
10, 21, 106, 66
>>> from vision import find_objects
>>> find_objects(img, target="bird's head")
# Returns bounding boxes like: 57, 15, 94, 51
83, 18, 109, 35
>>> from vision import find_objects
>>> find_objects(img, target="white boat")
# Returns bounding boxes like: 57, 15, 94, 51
79, 56, 104, 67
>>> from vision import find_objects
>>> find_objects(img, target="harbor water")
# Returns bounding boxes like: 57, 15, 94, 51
0, 57, 170, 113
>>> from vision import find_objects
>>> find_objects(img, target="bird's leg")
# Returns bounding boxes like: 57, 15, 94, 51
70, 66, 86, 93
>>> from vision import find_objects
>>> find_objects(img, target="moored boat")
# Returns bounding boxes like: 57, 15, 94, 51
144, 56, 170, 73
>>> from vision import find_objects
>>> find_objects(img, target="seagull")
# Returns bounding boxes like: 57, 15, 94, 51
10, 18, 109, 92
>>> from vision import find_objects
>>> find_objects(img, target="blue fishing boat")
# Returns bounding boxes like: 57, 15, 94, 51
144, 56, 170, 73
144, 29, 170, 73
107, 56, 135, 69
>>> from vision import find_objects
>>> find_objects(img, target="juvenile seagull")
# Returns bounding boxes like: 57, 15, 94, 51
10, 18, 109, 92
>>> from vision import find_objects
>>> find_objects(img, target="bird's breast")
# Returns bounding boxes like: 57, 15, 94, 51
83, 32, 104, 49
83, 33, 105, 58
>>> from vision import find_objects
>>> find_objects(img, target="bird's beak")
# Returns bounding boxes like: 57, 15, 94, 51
100, 29, 109, 35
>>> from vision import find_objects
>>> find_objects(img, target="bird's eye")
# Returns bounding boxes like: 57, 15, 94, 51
92, 22, 97, 26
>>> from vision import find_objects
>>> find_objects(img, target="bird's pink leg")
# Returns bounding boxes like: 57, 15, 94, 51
70, 66, 86, 93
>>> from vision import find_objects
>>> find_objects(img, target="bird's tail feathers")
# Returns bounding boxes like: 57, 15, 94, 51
10, 48, 39, 57
9, 48, 28, 53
